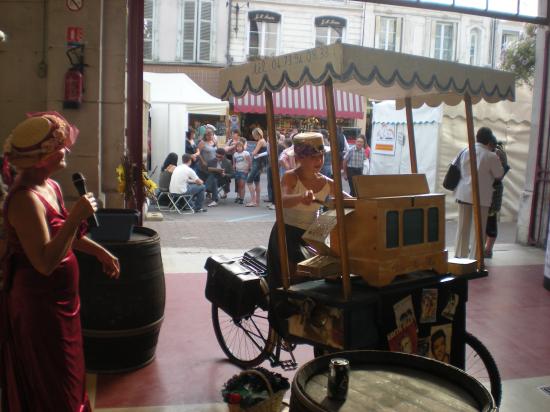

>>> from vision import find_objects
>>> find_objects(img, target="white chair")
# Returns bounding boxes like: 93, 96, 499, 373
168, 192, 195, 214
157, 170, 195, 214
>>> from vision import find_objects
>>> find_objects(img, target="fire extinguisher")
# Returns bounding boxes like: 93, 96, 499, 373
63, 67, 83, 109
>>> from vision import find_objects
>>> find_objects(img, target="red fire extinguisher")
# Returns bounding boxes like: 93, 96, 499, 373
63, 67, 83, 109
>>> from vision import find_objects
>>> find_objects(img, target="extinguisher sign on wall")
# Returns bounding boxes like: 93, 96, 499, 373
66, 27, 83, 45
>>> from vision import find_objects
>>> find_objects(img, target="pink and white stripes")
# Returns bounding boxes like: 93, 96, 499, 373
234, 85, 364, 119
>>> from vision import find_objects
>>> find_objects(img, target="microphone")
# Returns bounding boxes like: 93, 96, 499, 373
72, 172, 99, 228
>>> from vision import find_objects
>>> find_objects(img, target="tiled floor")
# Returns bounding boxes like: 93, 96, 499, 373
84, 236, 550, 412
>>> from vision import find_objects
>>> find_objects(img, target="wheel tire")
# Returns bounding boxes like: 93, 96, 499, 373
464, 332, 502, 407
211, 304, 275, 368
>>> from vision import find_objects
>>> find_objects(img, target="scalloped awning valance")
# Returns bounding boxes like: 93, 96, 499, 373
220, 43, 515, 109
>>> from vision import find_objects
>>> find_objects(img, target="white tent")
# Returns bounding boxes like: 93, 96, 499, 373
370, 86, 532, 222
370, 102, 442, 193
143, 72, 228, 178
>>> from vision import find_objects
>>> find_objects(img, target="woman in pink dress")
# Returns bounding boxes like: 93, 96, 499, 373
0, 112, 120, 412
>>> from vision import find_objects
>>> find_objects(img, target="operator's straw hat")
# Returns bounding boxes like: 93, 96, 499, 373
3, 112, 79, 168
293, 132, 325, 157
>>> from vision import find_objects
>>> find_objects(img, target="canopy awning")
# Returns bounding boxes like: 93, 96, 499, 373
233, 84, 364, 119
220, 43, 515, 108
144, 72, 228, 115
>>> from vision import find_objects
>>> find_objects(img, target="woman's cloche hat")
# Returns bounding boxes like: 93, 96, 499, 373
3, 111, 79, 168
293, 132, 325, 157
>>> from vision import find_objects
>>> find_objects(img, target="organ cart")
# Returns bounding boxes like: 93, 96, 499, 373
206, 43, 515, 408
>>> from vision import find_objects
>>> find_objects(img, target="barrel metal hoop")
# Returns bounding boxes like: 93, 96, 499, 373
82, 315, 164, 338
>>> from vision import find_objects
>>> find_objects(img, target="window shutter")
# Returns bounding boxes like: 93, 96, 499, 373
374, 16, 381, 49
144, 0, 154, 60
395, 18, 402, 52
182, 0, 196, 61
198, 0, 212, 62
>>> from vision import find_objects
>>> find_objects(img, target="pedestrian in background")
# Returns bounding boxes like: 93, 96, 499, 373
319, 129, 332, 178
245, 127, 267, 207
453, 127, 504, 259
185, 129, 200, 172
233, 140, 251, 204
484, 137, 510, 258
343, 135, 366, 197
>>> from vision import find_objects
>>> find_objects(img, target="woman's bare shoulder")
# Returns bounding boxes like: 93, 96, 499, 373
7, 189, 44, 221
282, 170, 298, 186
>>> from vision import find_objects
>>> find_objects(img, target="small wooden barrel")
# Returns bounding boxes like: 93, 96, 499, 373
291, 350, 496, 412
76, 226, 165, 373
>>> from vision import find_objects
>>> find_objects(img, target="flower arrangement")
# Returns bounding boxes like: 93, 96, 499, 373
116, 154, 157, 206
301, 116, 320, 131
222, 367, 289, 411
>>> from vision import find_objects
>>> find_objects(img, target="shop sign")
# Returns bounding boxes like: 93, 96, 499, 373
372, 124, 397, 156
248, 11, 281, 24
230, 115, 239, 131
315, 16, 346, 28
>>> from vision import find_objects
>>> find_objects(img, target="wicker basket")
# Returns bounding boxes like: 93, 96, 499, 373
227, 369, 286, 412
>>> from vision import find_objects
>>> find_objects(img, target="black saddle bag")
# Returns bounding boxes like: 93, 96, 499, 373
204, 247, 267, 319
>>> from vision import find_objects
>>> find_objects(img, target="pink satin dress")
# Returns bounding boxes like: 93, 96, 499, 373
0, 179, 91, 412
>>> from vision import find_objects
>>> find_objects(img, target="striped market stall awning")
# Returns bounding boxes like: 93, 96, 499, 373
233, 85, 364, 119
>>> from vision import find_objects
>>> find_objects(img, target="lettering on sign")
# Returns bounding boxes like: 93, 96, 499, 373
66, 0, 84, 12
253, 46, 331, 75
315, 16, 346, 28
248, 11, 281, 23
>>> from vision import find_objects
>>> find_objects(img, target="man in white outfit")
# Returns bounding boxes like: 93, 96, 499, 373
169, 153, 207, 212
454, 127, 504, 259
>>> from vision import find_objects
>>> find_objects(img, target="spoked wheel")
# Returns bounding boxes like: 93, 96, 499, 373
464, 332, 502, 407
211, 304, 276, 368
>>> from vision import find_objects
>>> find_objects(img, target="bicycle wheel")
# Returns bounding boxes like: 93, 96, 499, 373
211, 304, 276, 368
464, 332, 502, 407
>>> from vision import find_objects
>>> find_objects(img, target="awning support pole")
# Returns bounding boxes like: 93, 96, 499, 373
265, 90, 290, 289
405, 97, 418, 174
127, 0, 144, 221
324, 79, 351, 300
464, 94, 484, 270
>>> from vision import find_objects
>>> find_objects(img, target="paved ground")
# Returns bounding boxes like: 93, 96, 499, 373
85, 180, 550, 412
145, 190, 519, 249
90, 193, 550, 412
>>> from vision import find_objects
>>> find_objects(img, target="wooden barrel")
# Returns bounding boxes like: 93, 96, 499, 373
76, 226, 165, 373
291, 350, 496, 412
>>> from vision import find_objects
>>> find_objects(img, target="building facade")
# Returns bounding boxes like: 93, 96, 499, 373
143, 0, 525, 96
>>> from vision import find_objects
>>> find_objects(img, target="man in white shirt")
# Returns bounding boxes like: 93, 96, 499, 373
454, 127, 504, 259
169, 153, 207, 212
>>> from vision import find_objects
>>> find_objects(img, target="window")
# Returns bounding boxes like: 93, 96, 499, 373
144, 0, 155, 61
434, 22, 455, 61
469, 28, 481, 65
315, 16, 345, 47
501, 30, 519, 52
248, 11, 280, 57
181, 0, 213, 62
375, 16, 401, 52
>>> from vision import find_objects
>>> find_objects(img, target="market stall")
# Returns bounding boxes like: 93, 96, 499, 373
143, 72, 228, 179
220, 43, 515, 285
209, 44, 514, 407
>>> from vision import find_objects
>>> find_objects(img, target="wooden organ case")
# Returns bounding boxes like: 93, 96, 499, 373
302, 174, 448, 287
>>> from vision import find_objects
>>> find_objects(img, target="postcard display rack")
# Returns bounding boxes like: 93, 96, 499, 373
271, 174, 472, 368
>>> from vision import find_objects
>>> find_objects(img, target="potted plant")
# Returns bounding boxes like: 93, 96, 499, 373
88, 154, 157, 243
